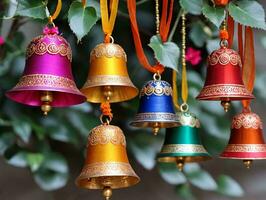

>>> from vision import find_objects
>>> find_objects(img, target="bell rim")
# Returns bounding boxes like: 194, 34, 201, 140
81, 85, 139, 103
6, 88, 86, 107
157, 155, 212, 163
130, 121, 180, 128
220, 156, 266, 160
75, 175, 140, 190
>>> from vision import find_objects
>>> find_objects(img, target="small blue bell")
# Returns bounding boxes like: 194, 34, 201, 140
130, 74, 179, 135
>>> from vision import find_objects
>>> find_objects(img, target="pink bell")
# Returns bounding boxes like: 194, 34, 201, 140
6, 26, 86, 115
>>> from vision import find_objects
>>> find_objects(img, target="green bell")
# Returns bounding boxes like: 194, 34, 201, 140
157, 111, 211, 171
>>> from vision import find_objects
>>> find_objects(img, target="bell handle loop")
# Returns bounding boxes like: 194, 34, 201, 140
47, 0, 62, 25
153, 72, 161, 81
104, 34, 114, 43
100, 114, 112, 125
220, 39, 229, 48
180, 103, 189, 113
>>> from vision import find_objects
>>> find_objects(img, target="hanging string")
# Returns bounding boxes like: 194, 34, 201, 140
82, 0, 87, 8
227, 15, 234, 48
172, 12, 188, 110
48, 0, 62, 24
127, 0, 174, 74
100, 0, 119, 43
155, 0, 160, 35
100, 102, 113, 119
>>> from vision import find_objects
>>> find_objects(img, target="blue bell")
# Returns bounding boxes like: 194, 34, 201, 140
157, 110, 211, 171
130, 74, 179, 135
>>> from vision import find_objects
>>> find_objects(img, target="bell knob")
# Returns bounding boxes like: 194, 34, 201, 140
81, 42, 138, 103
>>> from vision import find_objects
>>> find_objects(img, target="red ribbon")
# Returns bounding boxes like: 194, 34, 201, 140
127, 0, 174, 74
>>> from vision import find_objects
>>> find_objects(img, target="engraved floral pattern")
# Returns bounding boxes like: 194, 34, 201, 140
223, 144, 266, 152
26, 35, 72, 61
161, 144, 208, 154
140, 80, 173, 96
90, 43, 127, 61
232, 112, 263, 129
88, 125, 126, 146
208, 47, 242, 67
13, 74, 79, 92
197, 84, 253, 99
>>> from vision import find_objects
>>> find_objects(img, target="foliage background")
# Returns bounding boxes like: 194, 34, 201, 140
0, 0, 266, 199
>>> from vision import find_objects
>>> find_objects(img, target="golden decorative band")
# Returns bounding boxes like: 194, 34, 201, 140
198, 84, 251, 98
161, 144, 208, 154
79, 162, 137, 178
208, 48, 242, 67
134, 112, 177, 121
140, 84, 172, 96
90, 43, 127, 62
232, 112, 263, 129
224, 144, 266, 152
88, 125, 126, 146
82, 75, 134, 88
26, 35, 72, 61
13, 74, 80, 92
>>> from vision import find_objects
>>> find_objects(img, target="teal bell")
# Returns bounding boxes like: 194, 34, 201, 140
130, 74, 179, 135
157, 110, 211, 171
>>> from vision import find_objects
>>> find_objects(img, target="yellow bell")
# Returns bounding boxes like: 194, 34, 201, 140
81, 42, 138, 103
76, 124, 140, 200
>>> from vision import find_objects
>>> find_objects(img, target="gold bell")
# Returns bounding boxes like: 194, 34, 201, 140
81, 42, 138, 103
76, 124, 140, 199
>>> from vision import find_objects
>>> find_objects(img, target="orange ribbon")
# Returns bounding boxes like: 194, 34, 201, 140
48, 0, 62, 23
127, 0, 174, 74
100, 102, 113, 119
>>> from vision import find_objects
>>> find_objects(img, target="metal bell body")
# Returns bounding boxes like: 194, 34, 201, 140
130, 80, 178, 131
197, 46, 254, 101
76, 124, 140, 190
158, 111, 211, 163
220, 111, 266, 160
6, 31, 86, 107
81, 43, 138, 103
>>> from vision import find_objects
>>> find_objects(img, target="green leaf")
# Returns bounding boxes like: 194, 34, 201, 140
12, 119, 32, 143
189, 22, 210, 47
68, 1, 98, 42
179, 0, 203, 15
4, 147, 27, 168
217, 175, 244, 197
0, 132, 15, 155
175, 184, 196, 200
228, 0, 266, 30
185, 164, 217, 191
158, 162, 186, 185
148, 35, 179, 72
16, 0, 47, 19
33, 152, 69, 191
26, 153, 44, 172
202, 0, 226, 27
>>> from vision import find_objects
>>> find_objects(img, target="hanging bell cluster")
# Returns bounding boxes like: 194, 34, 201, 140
197, 44, 254, 112
220, 110, 266, 169
6, 27, 86, 115
130, 73, 179, 135
158, 107, 211, 171
76, 124, 140, 199
81, 42, 138, 103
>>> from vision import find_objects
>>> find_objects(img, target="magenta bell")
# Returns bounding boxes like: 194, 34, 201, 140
6, 26, 86, 115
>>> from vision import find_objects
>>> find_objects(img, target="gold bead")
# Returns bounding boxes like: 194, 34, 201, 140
103, 86, 113, 100
41, 91, 53, 102
177, 157, 184, 171
102, 187, 112, 200
41, 102, 52, 116
152, 122, 160, 135
221, 100, 231, 112
243, 160, 253, 169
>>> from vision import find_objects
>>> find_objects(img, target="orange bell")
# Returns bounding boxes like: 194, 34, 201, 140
197, 45, 254, 112
220, 110, 266, 169
80, 42, 138, 103
76, 124, 140, 199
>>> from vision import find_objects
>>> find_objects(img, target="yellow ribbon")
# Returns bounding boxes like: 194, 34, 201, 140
172, 13, 188, 110
100, 0, 119, 40
49, 0, 62, 23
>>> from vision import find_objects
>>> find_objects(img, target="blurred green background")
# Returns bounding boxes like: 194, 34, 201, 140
0, 0, 266, 199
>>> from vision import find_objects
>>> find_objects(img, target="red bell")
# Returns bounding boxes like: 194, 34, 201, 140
196, 45, 254, 112
220, 110, 266, 169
